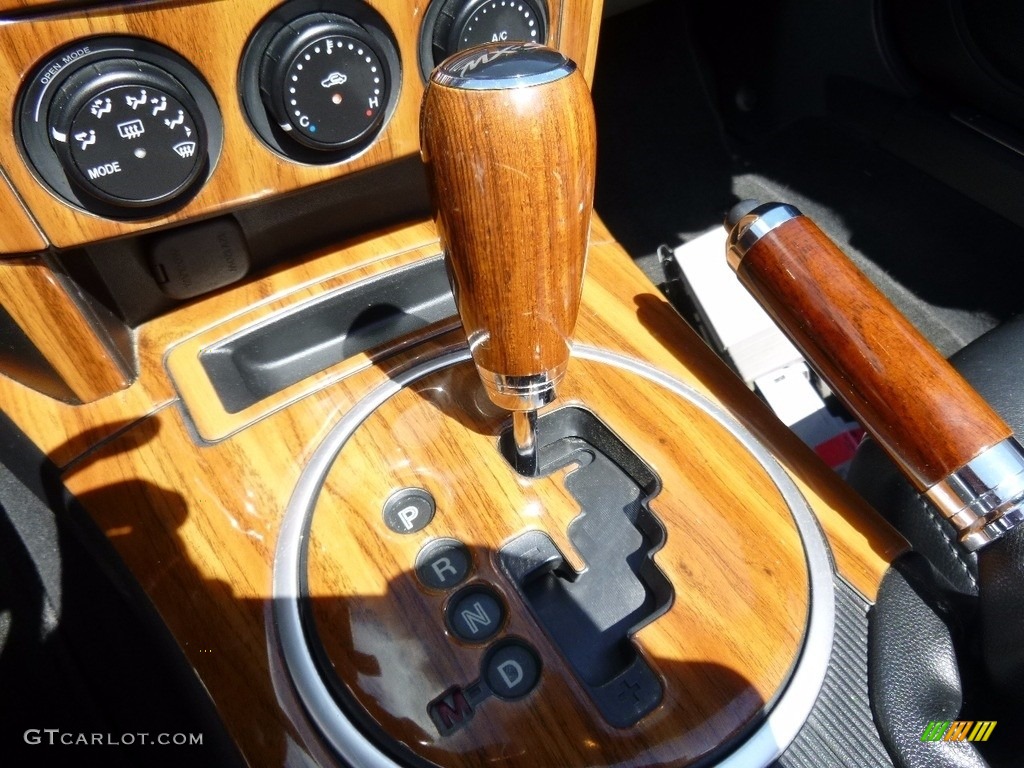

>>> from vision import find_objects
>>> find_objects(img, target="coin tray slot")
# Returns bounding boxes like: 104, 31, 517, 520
200, 256, 455, 413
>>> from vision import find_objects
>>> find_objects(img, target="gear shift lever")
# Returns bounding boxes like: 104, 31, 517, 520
420, 43, 596, 475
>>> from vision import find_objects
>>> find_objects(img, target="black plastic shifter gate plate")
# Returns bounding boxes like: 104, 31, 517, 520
498, 406, 673, 728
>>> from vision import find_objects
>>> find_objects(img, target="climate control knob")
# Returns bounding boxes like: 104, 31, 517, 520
423, 0, 548, 75
47, 59, 207, 209
259, 13, 389, 152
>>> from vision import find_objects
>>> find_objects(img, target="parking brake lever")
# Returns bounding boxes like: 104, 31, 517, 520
420, 43, 596, 475
726, 201, 1024, 697
724, 201, 1024, 552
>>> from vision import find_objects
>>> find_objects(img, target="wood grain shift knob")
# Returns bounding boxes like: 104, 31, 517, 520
726, 202, 1024, 550
420, 43, 596, 411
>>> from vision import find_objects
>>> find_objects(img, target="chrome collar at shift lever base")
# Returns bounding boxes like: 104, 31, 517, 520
485, 364, 565, 475
927, 437, 1024, 551
476, 364, 566, 412
481, 366, 561, 476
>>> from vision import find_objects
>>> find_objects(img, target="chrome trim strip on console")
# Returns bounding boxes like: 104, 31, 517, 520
272, 345, 836, 768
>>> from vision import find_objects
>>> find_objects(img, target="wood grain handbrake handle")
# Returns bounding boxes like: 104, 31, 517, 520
725, 201, 1024, 550
420, 43, 596, 415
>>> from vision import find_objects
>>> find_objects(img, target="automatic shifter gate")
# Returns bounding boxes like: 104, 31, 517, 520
498, 407, 672, 728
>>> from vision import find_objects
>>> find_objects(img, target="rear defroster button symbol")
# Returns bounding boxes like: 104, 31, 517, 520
117, 119, 145, 139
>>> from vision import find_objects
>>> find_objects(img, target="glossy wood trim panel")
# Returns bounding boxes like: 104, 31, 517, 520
162, 219, 909, 601
0, 168, 47, 254
0, 0, 599, 251
0, 214, 901, 573
0, 256, 130, 402
560, 0, 603, 84
737, 216, 1012, 489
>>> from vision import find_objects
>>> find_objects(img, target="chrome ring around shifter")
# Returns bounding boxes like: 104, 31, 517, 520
271, 345, 836, 768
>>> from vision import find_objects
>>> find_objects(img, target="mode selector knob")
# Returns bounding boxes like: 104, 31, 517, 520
48, 59, 207, 209
259, 13, 389, 152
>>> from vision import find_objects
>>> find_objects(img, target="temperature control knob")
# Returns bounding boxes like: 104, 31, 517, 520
47, 59, 207, 209
259, 13, 389, 152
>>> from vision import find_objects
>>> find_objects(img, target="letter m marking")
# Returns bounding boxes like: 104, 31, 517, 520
428, 686, 474, 736
921, 721, 950, 742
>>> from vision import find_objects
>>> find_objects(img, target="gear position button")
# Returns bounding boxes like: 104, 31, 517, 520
416, 539, 472, 590
382, 488, 435, 534
447, 586, 505, 643
484, 640, 540, 700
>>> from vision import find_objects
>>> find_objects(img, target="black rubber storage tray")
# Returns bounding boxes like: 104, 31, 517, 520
200, 256, 456, 413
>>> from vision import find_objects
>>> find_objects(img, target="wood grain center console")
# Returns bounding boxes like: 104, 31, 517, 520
41, 221, 905, 766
